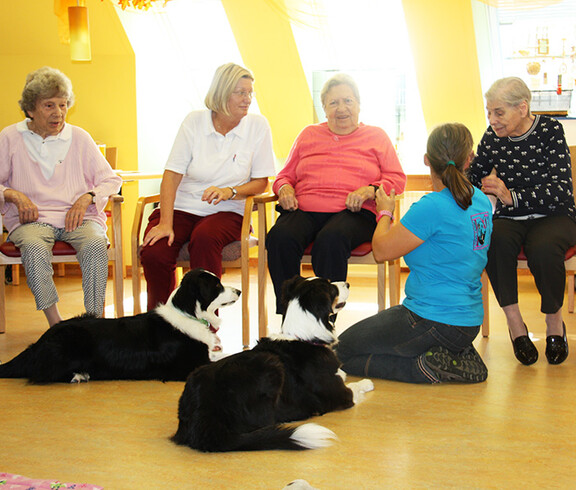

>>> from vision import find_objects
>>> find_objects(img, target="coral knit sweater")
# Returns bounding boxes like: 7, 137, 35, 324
272, 122, 406, 214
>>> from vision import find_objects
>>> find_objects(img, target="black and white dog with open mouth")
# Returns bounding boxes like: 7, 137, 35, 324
171, 275, 374, 452
0, 268, 240, 383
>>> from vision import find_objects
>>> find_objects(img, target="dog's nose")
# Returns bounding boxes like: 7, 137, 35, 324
233, 288, 241, 296
345, 282, 350, 289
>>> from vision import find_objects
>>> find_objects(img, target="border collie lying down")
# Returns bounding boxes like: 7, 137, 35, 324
0, 269, 239, 383
171, 275, 374, 452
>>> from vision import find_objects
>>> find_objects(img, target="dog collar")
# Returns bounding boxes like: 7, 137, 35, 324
194, 317, 218, 333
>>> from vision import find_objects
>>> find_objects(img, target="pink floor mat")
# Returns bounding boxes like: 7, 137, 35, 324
0, 473, 103, 489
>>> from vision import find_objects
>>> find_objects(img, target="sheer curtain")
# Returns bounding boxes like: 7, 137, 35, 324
289, 0, 427, 174
114, 0, 249, 184
115, 0, 427, 176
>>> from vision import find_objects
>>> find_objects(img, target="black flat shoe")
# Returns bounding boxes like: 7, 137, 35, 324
546, 322, 569, 365
510, 324, 538, 365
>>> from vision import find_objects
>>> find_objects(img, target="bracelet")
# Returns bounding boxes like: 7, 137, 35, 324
376, 209, 394, 223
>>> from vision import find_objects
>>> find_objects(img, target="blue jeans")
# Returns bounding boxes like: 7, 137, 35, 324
335, 305, 481, 383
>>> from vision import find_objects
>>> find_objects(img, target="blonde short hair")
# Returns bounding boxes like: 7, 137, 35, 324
320, 73, 361, 107
204, 63, 254, 117
485, 77, 531, 111
19, 66, 75, 117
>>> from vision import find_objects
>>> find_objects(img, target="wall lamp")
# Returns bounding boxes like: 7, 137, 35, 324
68, 1, 91, 61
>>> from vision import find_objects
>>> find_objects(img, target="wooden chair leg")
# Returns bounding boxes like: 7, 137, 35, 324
13, 264, 20, 286
132, 262, 142, 315
241, 252, 250, 350
388, 259, 401, 307
257, 205, 269, 340
56, 263, 65, 277
112, 260, 124, 318
376, 263, 386, 311
258, 259, 268, 340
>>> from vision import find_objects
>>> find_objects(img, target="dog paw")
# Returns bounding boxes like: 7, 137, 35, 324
347, 379, 374, 404
209, 350, 229, 362
70, 372, 90, 383
357, 378, 374, 393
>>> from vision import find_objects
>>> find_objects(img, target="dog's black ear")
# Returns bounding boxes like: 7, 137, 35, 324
295, 279, 337, 332
171, 268, 223, 315
280, 275, 306, 311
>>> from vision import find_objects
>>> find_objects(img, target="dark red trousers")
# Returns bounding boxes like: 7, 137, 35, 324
140, 208, 242, 310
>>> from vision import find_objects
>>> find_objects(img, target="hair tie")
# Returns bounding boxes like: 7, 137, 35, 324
447, 160, 455, 166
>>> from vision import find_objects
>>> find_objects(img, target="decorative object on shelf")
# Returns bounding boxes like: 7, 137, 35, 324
527, 61, 541, 75
110, 0, 172, 10
531, 89, 572, 116
537, 27, 549, 55
68, 1, 91, 61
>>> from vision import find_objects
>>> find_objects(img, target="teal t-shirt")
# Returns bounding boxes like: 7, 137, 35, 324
401, 187, 492, 326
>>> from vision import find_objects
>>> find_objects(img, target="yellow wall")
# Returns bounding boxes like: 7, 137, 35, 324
222, 0, 314, 160
402, 0, 487, 142
1, 0, 489, 270
0, 0, 138, 264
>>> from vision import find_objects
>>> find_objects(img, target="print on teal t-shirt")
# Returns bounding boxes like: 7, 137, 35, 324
400, 187, 492, 326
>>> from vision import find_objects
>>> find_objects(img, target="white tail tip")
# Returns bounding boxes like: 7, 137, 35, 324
291, 423, 337, 449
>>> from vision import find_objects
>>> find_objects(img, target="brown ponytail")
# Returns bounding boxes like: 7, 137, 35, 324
426, 123, 475, 210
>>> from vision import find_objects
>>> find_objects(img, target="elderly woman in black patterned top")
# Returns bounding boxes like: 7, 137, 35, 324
468, 76, 576, 366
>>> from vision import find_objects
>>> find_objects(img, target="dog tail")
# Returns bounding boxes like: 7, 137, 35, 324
232, 423, 337, 452
0, 347, 33, 378
173, 422, 336, 452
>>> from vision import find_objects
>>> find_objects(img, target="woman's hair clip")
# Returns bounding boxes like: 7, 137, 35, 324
447, 160, 456, 166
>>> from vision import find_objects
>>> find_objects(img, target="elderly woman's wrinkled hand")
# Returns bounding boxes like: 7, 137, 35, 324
481, 174, 513, 206
64, 193, 92, 232
346, 187, 370, 213
6, 189, 39, 225
375, 186, 396, 214
278, 184, 298, 211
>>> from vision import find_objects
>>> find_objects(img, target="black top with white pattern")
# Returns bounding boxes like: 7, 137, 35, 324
468, 115, 575, 222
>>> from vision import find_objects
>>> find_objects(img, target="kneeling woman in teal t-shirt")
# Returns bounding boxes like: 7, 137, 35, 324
336, 123, 493, 384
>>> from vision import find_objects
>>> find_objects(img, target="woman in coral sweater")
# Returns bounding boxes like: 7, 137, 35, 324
266, 73, 406, 314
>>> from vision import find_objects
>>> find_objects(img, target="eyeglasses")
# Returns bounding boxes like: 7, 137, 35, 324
326, 97, 357, 108
232, 90, 255, 99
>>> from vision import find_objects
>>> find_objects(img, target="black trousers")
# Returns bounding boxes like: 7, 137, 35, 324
486, 216, 576, 313
265, 207, 376, 314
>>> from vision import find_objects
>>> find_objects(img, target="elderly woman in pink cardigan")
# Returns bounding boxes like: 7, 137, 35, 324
0, 67, 122, 326
266, 73, 406, 314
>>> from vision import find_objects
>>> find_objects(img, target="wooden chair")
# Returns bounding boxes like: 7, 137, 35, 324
131, 193, 261, 349
482, 146, 576, 336
0, 194, 125, 333
481, 246, 576, 337
255, 192, 402, 340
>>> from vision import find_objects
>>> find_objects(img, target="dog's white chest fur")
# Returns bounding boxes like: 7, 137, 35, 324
156, 303, 218, 351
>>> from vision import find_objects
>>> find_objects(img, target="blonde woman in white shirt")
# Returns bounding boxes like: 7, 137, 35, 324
140, 63, 276, 310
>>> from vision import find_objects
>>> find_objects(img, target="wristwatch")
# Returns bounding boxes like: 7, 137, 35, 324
87, 191, 96, 204
229, 187, 237, 200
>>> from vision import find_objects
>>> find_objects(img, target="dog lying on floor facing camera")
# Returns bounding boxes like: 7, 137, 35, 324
171, 275, 374, 453
0, 268, 240, 383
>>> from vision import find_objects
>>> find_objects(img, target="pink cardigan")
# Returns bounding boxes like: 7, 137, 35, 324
0, 124, 122, 234
272, 123, 406, 214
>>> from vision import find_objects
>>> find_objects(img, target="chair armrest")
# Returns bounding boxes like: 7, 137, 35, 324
107, 193, 124, 246
131, 194, 161, 267
253, 191, 278, 205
